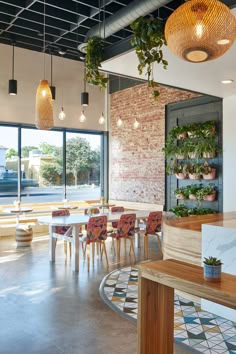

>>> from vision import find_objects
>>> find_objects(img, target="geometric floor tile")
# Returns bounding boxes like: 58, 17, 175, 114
100, 266, 236, 354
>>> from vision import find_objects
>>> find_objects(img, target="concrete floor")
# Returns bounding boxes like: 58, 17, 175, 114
0, 234, 193, 354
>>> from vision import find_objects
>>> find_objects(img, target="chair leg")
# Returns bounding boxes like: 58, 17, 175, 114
156, 233, 163, 258
87, 244, 90, 272
69, 243, 72, 258
102, 241, 109, 268
128, 237, 136, 263
117, 238, 120, 260
144, 233, 149, 259
92, 242, 95, 263
64, 241, 67, 261
111, 237, 116, 255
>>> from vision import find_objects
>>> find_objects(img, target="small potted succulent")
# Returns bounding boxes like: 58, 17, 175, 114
169, 126, 188, 140
203, 256, 223, 282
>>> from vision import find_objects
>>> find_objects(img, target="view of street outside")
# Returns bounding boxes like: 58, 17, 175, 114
0, 126, 102, 205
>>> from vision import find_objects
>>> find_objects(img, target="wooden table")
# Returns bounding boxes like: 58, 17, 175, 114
138, 259, 236, 354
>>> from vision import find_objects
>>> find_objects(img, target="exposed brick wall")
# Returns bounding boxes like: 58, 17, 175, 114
110, 83, 200, 206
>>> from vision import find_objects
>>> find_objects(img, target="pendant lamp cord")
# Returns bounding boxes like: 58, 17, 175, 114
84, 65, 86, 91
12, 45, 15, 79
99, 0, 101, 37
43, 0, 46, 79
50, 54, 53, 85
103, 0, 106, 39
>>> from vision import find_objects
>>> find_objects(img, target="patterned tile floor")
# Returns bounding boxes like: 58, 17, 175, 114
100, 266, 236, 354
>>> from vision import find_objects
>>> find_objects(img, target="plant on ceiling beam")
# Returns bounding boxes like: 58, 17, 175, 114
130, 16, 168, 100
85, 37, 108, 89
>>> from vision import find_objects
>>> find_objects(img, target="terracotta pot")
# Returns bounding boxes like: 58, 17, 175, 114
176, 194, 184, 200
189, 194, 197, 200
177, 133, 187, 139
189, 173, 200, 180
203, 191, 216, 202
203, 152, 216, 159
188, 153, 197, 159
203, 168, 216, 180
175, 173, 187, 180
175, 154, 185, 160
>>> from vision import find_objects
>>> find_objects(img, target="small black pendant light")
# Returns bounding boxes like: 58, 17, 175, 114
81, 65, 89, 106
9, 44, 17, 95
50, 53, 56, 100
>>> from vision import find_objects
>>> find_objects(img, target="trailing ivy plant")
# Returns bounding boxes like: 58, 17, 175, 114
130, 16, 168, 100
85, 37, 108, 89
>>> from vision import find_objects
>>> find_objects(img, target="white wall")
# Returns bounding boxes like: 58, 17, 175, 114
223, 95, 236, 211
0, 44, 107, 131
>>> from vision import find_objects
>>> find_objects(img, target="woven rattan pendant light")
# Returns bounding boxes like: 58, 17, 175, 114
165, 0, 236, 63
35, 0, 53, 130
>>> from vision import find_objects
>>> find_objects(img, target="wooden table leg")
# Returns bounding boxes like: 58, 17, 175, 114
72, 225, 80, 272
49, 225, 56, 262
138, 274, 174, 354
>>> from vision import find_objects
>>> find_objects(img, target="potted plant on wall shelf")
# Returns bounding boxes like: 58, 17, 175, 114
130, 16, 168, 100
201, 162, 216, 180
168, 126, 188, 140
202, 184, 217, 201
203, 256, 223, 282
172, 161, 188, 179
186, 163, 202, 180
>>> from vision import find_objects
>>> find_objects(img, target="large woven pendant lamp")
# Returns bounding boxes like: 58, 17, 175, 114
165, 0, 236, 63
35, 0, 53, 130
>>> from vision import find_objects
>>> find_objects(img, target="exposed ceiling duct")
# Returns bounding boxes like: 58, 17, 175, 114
86, 0, 171, 40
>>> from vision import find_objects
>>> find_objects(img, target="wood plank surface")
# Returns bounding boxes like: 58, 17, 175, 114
139, 259, 236, 309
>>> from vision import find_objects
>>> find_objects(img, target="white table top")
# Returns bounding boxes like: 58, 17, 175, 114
38, 210, 151, 227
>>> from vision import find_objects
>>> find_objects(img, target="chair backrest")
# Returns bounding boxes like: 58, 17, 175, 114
116, 213, 136, 238
111, 206, 125, 228
84, 208, 100, 215
52, 209, 70, 235
146, 212, 162, 234
86, 215, 107, 244
52, 209, 70, 217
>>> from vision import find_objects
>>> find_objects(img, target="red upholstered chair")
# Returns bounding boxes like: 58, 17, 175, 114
52, 209, 72, 259
108, 206, 125, 254
111, 213, 136, 262
143, 211, 163, 258
80, 215, 108, 270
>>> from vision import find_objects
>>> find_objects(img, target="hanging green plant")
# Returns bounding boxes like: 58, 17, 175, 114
130, 16, 168, 100
85, 37, 108, 89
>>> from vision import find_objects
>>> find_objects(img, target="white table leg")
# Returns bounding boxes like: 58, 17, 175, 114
49, 225, 56, 262
72, 225, 80, 272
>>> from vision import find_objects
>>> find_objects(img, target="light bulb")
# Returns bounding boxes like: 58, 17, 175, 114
42, 89, 46, 97
133, 119, 140, 129
58, 107, 66, 120
117, 117, 123, 127
79, 110, 86, 123
195, 22, 203, 39
99, 113, 105, 125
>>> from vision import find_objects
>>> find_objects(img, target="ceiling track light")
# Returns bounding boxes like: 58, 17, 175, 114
35, 0, 54, 130
50, 53, 56, 100
9, 44, 17, 96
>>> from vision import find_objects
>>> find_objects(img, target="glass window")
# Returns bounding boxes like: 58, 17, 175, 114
21, 128, 63, 204
66, 132, 101, 201
0, 126, 19, 205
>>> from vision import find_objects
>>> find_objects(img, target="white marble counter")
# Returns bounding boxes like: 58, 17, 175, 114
202, 223, 236, 322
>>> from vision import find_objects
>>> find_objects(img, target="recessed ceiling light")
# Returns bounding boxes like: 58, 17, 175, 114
221, 79, 234, 84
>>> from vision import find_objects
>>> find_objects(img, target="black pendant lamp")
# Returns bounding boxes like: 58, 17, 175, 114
50, 54, 56, 100
81, 65, 89, 106
9, 44, 17, 95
